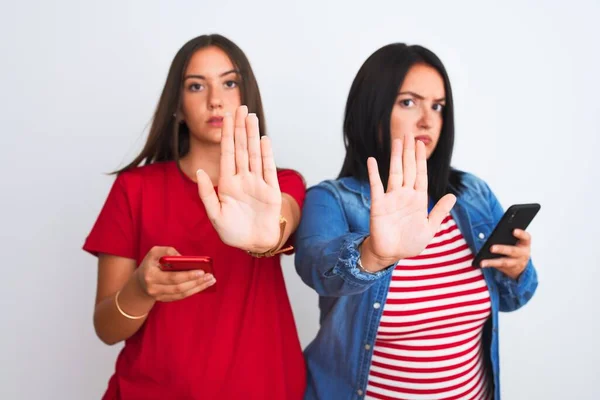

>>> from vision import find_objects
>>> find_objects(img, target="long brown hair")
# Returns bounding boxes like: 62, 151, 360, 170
115, 34, 266, 173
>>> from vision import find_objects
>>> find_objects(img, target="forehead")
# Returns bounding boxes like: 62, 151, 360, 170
185, 46, 235, 76
400, 63, 445, 97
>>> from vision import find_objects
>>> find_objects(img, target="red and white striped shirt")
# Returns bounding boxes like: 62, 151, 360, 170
366, 215, 492, 400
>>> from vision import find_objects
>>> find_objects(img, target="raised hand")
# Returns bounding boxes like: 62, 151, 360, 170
360, 133, 457, 272
195, 105, 281, 252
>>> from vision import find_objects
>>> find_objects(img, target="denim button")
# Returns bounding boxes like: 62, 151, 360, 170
365, 344, 371, 350
373, 302, 381, 309
478, 232, 485, 239
357, 389, 364, 396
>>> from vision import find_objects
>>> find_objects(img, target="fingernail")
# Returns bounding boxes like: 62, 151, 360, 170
195, 270, 205, 277
204, 274, 214, 281
491, 246, 497, 252
248, 113, 256, 117
196, 169, 203, 176
209, 278, 216, 285
480, 262, 487, 267
225, 112, 231, 117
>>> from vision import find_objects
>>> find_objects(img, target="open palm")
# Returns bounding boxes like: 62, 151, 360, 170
367, 133, 457, 262
196, 106, 281, 252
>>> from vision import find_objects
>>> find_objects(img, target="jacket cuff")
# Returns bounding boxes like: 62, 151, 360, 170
507, 261, 535, 293
330, 233, 396, 285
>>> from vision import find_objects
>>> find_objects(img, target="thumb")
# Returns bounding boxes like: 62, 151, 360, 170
196, 169, 221, 223
152, 246, 180, 260
428, 194, 456, 234
164, 247, 181, 257
147, 246, 180, 269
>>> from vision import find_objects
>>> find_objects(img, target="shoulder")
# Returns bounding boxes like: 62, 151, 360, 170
277, 168, 307, 207
310, 176, 363, 194
106, 162, 176, 210
117, 161, 173, 181
277, 168, 307, 192
277, 168, 306, 186
452, 169, 494, 200
115, 161, 173, 188
307, 176, 368, 209
452, 169, 505, 223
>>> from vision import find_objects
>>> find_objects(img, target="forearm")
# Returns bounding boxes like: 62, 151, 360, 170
279, 193, 301, 246
93, 270, 155, 345
296, 232, 395, 297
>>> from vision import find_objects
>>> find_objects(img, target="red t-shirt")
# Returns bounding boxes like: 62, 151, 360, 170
83, 161, 307, 400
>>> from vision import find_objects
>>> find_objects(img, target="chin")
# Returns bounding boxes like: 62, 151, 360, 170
189, 129, 222, 146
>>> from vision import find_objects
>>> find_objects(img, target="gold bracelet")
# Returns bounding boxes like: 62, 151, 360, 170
115, 290, 148, 320
247, 215, 293, 258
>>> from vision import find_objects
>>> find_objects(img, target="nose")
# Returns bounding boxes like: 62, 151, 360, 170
417, 106, 433, 130
207, 87, 223, 110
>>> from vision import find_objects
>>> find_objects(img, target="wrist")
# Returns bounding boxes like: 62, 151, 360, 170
359, 237, 398, 273
247, 238, 278, 254
112, 270, 156, 321
247, 215, 292, 258
506, 267, 525, 281
132, 268, 156, 303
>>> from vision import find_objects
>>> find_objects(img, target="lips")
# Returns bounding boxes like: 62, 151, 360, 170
207, 116, 223, 127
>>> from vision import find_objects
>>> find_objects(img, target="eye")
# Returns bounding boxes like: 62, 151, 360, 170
399, 99, 415, 107
188, 83, 204, 92
224, 80, 238, 89
433, 103, 444, 112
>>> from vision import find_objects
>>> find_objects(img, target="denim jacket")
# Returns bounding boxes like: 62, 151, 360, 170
294, 171, 538, 400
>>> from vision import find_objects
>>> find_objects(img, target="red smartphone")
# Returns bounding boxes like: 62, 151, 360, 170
158, 256, 213, 274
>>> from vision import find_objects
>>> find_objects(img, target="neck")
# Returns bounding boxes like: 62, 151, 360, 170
179, 139, 221, 186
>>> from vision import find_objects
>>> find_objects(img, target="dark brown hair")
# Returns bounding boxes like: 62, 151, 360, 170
115, 34, 266, 173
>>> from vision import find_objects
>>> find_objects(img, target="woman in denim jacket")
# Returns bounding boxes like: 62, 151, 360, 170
295, 43, 538, 400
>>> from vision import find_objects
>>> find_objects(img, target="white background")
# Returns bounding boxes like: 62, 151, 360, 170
1, 1, 598, 398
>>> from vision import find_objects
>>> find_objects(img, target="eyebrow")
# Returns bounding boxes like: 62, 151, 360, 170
398, 91, 446, 102
184, 69, 240, 81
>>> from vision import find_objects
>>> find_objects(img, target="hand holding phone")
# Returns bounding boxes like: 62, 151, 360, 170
158, 255, 216, 293
473, 203, 540, 280
134, 248, 216, 301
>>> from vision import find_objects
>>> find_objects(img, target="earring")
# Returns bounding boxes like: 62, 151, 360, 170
173, 112, 184, 124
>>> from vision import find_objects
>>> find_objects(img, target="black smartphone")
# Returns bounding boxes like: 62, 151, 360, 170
472, 203, 541, 267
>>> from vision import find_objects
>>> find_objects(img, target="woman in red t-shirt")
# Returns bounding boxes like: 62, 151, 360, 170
83, 34, 306, 400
